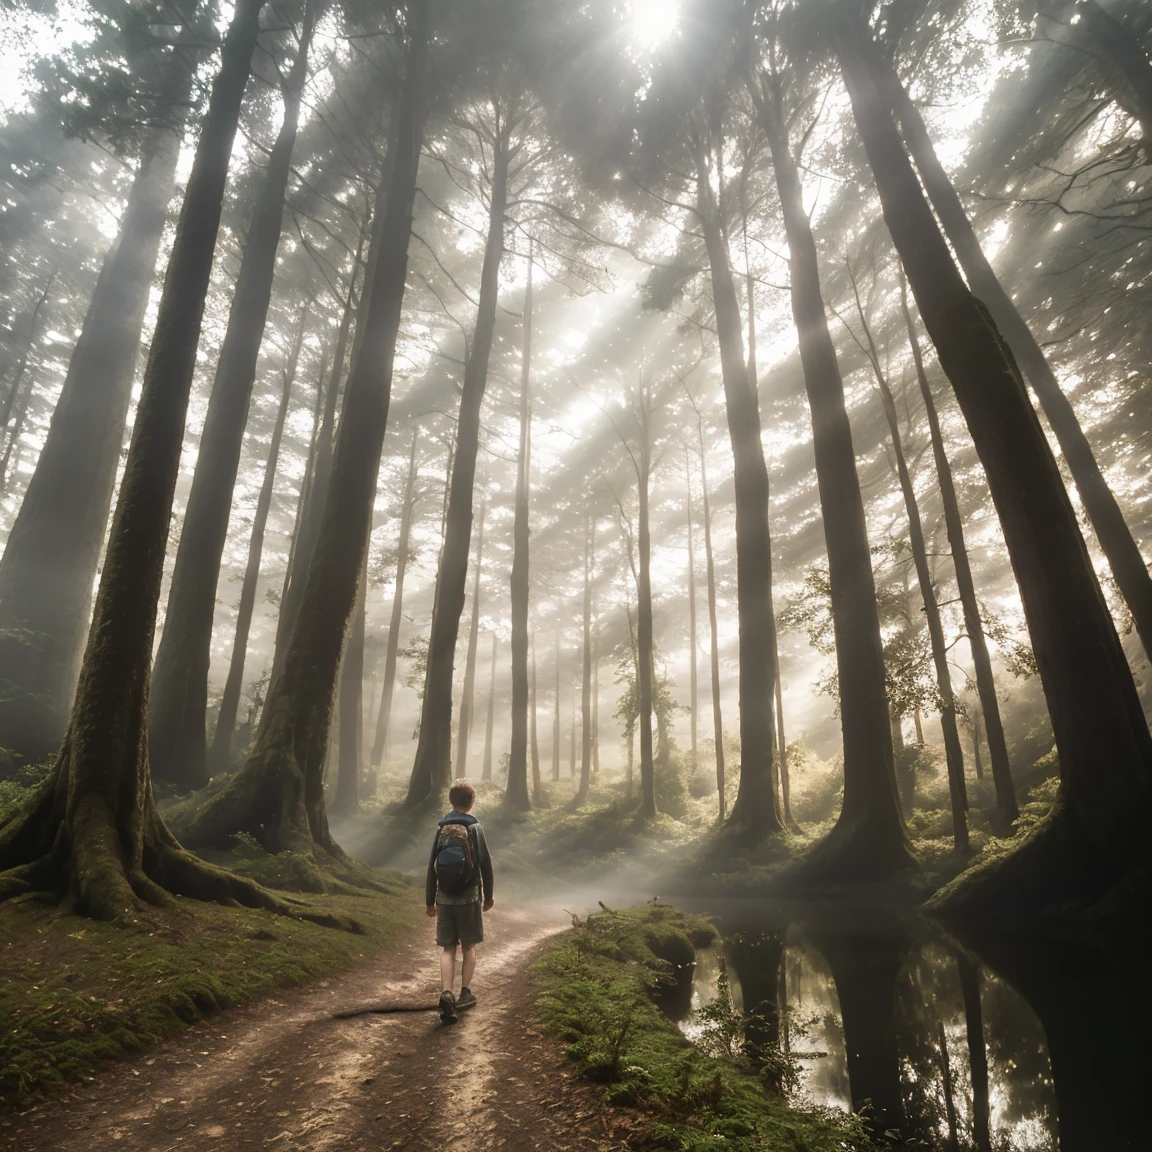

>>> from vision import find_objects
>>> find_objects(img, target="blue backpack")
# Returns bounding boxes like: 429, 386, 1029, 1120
434, 818, 477, 896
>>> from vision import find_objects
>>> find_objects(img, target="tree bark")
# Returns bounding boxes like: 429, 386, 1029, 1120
851, 272, 969, 852
0, 71, 193, 765
695, 411, 726, 819
506, 246, 533, 808
269, 221, 366, 689
839, 13, 1152, 915
685, 456, 699, 777
331, 543, 368, 817
169, 1, 429, 873
455, 501, 485, 777
867, 38, 1152, 662
577, 516, 593, 802
694, 135, 782, 837
635, 395, 657, 818
754, 73, 908, 876
207, 327, 309, 777
0, 0, 308, 921
481, 631, 496, 782
369, 431, 419, 768
405, 119, 510, 807
148, 0, 317, 791
552, 632, 561, 783
529, 631, 544, 805
900, 277, 1019, 830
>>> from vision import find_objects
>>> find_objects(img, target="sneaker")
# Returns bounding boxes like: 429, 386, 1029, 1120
438, 990, 457, 1025
456, 987, 477, 1010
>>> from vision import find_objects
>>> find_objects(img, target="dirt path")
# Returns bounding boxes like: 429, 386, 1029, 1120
3, 904, 631, 1152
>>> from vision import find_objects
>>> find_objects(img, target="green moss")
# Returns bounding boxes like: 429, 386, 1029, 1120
0, 883, 423, 1109
533, 904, 877, 1151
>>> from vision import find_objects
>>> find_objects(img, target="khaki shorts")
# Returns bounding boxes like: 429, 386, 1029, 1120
436, 901, 484, 948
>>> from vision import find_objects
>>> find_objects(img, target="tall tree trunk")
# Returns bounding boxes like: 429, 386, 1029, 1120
867, 38, 1152, 661
0, 54, 196, 765
695, 411, 726, 819
481, 631, 496, 782
506, 245, 533, 808
208, 330, 310, 777
838, 13, 1152, 916
170, 2, 429, 872
775, 663, 794, 827
148, 1, 317, 790
958, 955, 993, 1152
369, 431, 419, 768
405, 121, 509, 807
569, 687, 577, 779
693, 134, 782, 837
552, 632, 561, 783
269, 221, 366, 689
455, 501, 485, 777
0, 274, 53, 436
577, 516, 593, 802
754, 75, 908, 876
900, 277, 1019, 829
635, 398, 657, 818
685, 456, 699, 776
0, 0, 306, 920
331, 544, 368, 817
0, 370, 35, 502
591, 616, 600, 778
972, 708, 984, 781
529, 632, 544, 805
851, 272, 969, 852
1077, 0, 1152, 151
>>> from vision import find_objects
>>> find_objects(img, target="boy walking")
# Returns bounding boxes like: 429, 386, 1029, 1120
425, 780, 494, 1025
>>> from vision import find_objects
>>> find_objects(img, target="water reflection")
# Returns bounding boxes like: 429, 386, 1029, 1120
671, 901, 1143, 1150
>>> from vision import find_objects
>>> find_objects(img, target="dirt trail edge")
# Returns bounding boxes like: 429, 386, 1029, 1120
4, 903, 629, 1152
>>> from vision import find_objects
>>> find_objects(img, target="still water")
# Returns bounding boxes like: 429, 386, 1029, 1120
667, 898, 1146, 1151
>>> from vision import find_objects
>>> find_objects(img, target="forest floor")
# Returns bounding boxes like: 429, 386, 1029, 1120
1, 900, 631, 1152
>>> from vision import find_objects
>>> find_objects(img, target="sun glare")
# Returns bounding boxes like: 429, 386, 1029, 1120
628, 0, 680, 51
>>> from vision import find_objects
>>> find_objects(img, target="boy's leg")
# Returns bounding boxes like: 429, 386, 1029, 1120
440, 945, 457, 992
460, 944, 477, 990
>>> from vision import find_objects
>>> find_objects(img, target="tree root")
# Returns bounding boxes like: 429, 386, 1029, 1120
792, 811, 917, 887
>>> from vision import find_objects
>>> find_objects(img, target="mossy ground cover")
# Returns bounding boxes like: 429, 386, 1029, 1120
0, 879, 424, 1109
532, 903, 878, 1152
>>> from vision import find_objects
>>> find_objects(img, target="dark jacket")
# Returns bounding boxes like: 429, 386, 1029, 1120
425, 811, 494, 907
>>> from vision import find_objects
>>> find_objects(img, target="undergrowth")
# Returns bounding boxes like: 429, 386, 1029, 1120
533, 903, 878, 1152
0, 881, 423, 1109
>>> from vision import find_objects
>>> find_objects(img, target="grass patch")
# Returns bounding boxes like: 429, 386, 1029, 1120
0, 881, 424, 1109
533, 903, 877, 1151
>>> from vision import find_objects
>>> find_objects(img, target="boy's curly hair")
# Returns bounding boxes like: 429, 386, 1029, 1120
449, 780, 476, 810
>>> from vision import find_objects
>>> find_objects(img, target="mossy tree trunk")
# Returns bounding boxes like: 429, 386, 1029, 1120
900, 277, 1018, 830
169, 1, 429, 870
693, 130, 782, 838
0, 63, 195, 766
208, 323, 308, 777
147, 0, 317, 791
839, 11, 1152, 914
753, 70, 909, 877
867, 36, 1152, 661
455, 501, 485, 777
405, 118, 511, 807
506, 246, 534, 809
369, 430, 419, 768
0, 0, 294, 921
850, 269, 969, 852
